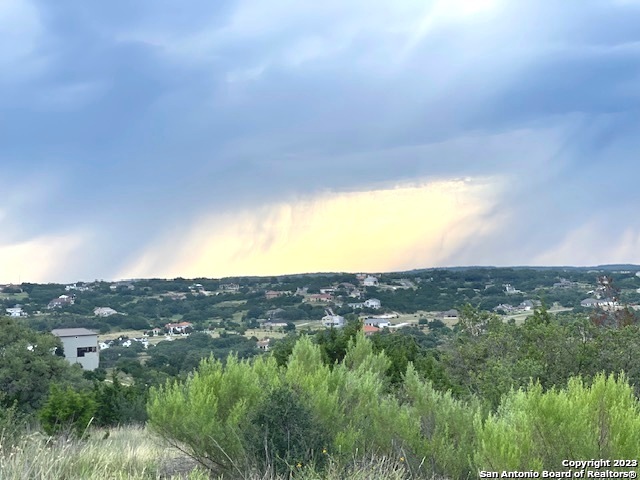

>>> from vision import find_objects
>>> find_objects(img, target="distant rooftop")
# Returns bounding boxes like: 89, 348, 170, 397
51, 328, 97, 337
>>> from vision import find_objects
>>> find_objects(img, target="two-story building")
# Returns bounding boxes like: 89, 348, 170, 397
51, 328, 99, 371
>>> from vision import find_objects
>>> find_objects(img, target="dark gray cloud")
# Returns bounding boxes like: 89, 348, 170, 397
1, 0, 640, 280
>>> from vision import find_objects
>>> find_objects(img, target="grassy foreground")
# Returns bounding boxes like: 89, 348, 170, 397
0, 426, 206, 480
0, 425, 429, 480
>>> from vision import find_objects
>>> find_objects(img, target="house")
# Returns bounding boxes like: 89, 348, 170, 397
65, 283, 90, 292
363, 275, 379, 287
322, 314, 345, 328
580, 298, 608, 308
581, 298, 602, 308
553, 279, 577, 289
257, 338, 271, 351
6, 305, 26, 317
219, 283, 240, 293
94, 307, 118, 317
47, 295, 75, 309
189, 283, 205, 293
265, 290, 290, 300
263, 321, 289, 329
306, 294, 334, 303
363, 317, 391, 328
364, 298, 381, 309
504, 284, 521, 295
51, 328, 99, 371
438, 309, 459, 319
519, 300, 535, 311
349, 290, 362, 298
581, 298, 617, 308
320, 288, 336, 294
110, 281, 135, 291
165, 321, 193, 334
493, 303, 515, 313
363, 325, 380, 336
348, 302, 365, 309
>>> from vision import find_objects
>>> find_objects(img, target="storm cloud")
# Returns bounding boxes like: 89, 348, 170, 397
1, 0, 640, 282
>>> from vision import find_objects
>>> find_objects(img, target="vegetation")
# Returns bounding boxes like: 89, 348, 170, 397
4, 267, 640, 478
148, 329, 640, 478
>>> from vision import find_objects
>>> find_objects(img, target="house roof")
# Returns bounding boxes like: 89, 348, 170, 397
581, 298, 599, 304
51, 328, 97, 337
165, 321, 193, 328
363, 325, 380, 334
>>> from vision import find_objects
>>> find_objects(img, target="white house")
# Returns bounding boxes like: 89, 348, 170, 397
65, 283, 90, 292
363, 275, 379, 287
504, 284, 521, 295
580, 298, 617, 308
257, 338, 271, 351
322, 314, 345, 328
519, 300, 535, 311
363, 317, 391, 328
364, 298, 381, 309
51, 328, 99, 371
94, 307, 118, 317
6, 305, 26, 317
165, 321, 193, 334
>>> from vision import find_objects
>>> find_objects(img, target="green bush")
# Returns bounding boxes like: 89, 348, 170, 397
39, 384, 96, 438
244, 384, 330, 475
475, 373, 640, 472
147, 354, 281, 475
402, 364, 481, 479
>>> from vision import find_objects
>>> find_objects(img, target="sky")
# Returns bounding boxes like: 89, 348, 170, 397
2, 0, 640, 283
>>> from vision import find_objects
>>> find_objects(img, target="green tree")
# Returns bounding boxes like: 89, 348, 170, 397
0, 317, 85, 414
39, 384, 96, 437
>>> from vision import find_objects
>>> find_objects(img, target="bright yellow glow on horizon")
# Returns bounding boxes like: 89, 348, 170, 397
119, 178, 501, 279
0, 233, 85, 284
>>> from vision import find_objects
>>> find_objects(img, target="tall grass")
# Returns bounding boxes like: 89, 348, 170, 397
0, 425, 438, 480
0, 426, 208, 480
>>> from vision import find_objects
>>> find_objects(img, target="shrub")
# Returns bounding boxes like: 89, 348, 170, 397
402, 364, 480, 479
244, 384, 330, 475
147, 354, 281, 476
475, 373, 640, 472
39, 384, 96, 438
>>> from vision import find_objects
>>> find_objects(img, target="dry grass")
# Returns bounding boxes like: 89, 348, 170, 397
0, 426, 208, 480
0, 425, 449, 480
